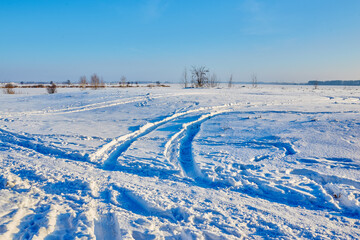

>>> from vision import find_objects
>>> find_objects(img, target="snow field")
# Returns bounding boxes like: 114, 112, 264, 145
0, 85, 360, 239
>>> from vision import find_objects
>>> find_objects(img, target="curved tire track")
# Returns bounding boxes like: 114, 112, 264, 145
0, 128, 88, 162
2, 92, 211, 117
92, 103, 244, 169
164, 109, 238, 183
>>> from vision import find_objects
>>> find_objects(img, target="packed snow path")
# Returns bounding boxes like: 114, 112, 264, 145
0, 85, 360, 239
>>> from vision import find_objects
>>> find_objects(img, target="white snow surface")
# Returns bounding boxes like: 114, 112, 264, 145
0, 85, 360, 239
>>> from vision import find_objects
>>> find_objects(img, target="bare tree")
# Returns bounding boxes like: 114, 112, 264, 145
181, 67, 189, 88
191, 66, 209, 88
209, 73, 219, 88
252, 73, 258, 88
120, 76, 127, 87
91, 74, 100, 89
228, 74, 233, 88
79, 76, 87, 88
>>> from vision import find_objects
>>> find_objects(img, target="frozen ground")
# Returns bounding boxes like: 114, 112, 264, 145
0, 84, 359, 239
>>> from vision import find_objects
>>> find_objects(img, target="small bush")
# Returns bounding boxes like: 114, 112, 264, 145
120, 76, 127, 87
252, 74, 258, 88
3, 83, 16, 94
91, 74, 100, 89
47, 83, 57, 94
209, 73, 219, 88
79, 76, 87, 88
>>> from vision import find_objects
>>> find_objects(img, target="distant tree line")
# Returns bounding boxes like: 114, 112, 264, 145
308, 80, 360, 86
1, 73, 171, 95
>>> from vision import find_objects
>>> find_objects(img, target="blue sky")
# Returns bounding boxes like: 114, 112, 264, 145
1, 0, 360, 83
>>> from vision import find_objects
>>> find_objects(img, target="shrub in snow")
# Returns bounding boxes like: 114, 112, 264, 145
3, 83, 16, 94
120, 75, 127, 87
91, 74, 105, 89
228, 74, 233, 88
91, 74, 100, 89
252, 73, 258, 88
79, 75, 87, 88
209, 73, 219, 88
47, 83, 57, 94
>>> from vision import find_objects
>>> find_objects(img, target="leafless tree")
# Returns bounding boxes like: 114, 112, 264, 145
91, 74, 100, 89
252, 73, 258, 88
79, 76, 87, 88
228, 74, 233, 88
181, 67, 189, 88
209, 73, 219, 88
120, 76, 127, 87
191, 66, 209, 88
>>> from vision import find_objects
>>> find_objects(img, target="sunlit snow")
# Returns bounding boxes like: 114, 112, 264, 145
0, 85, 359, 239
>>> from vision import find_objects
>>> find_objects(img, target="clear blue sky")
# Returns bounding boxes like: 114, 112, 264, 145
1, 0, 360, 83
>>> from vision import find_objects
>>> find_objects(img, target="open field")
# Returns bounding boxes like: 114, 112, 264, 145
0, 85, 359, 239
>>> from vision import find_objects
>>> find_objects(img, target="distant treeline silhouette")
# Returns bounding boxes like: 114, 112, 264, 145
308, 80, 360, 86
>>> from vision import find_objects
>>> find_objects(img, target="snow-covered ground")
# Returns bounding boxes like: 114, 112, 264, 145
0, 84, 359, 239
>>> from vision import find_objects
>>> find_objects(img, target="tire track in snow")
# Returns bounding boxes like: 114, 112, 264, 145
0, 170, 100, 239
11, 204, 58, 240
164, 110, 360, 217
2, 95, 143, 117
163, 102, 308, 182
164, 113, 313, 209
0, 205, 33, 239
1, 103, 240, 170
0, 93, 215, 167
91, 102, 245, 169
99, 184, 244, 238
0, 101, 291, 171
110, 184, 187, 222
1, 168, 97, 238
2, 92, 210, 117
164, 109, 238, 184
202, 137, 297, 158
96, 101, 282, 170
0, 128, 89, 163
46, 208, 97, 239
0, 172, 57, 240
291, 168, 360, 216
94, 212, 122, 240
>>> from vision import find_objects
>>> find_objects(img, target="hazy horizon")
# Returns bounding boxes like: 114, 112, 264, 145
1, 0, 360, 83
